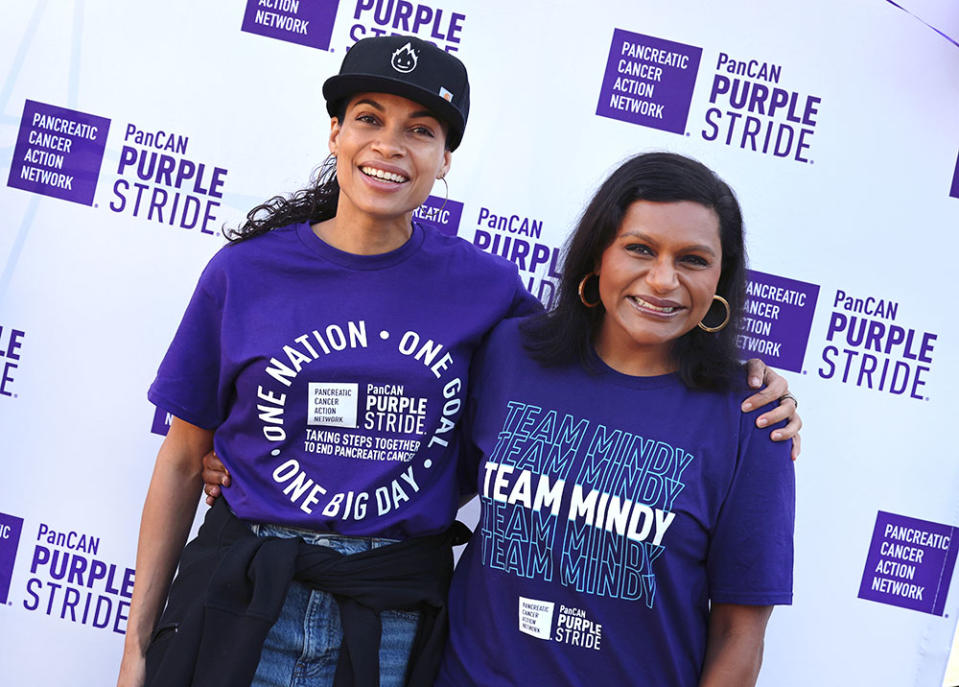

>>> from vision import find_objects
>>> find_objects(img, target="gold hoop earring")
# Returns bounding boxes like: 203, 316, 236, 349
418, 176, 448, 222
578, 273, 601, 308
698, 294, 731, 332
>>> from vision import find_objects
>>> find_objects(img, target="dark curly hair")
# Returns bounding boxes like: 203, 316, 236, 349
224, 99, 349, 243
520, 152, 747, 391
224, 154, 341, 243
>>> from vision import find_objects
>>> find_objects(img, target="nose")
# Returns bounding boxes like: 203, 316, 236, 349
371, 125, 405, 158
646, 257, 678, 293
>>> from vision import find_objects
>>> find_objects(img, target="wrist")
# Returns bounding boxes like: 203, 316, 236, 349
123, 627, 151, 656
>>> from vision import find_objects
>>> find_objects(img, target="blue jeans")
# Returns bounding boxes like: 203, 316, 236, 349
249, 523, 420, 687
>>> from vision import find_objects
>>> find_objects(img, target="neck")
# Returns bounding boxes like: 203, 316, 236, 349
593, 328, 677, 377
312, 201, 414, 255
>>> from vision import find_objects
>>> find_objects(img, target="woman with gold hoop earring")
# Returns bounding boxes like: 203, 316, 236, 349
698, 293, 731, 332
578, 271, 601, 308
437, 153, 796, 687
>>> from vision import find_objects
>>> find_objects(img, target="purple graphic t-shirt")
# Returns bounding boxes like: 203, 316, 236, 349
149, 222, 540, 538
437, 319, 794, 686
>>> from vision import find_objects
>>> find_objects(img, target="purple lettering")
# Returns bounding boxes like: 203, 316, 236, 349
447, 12, 465, 42
116, 146, 137, 175
0, 361, 17, 396
30, 545, 50, 573
411, 4, 431, 33
354, 0, 375, 20
174, 158, 196, 188
709, 75, 731, 103
918, 333, 936, 363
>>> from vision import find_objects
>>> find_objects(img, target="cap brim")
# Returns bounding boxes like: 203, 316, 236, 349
322, 74, 464, 150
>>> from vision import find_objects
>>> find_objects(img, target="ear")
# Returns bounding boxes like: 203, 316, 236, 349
437, 149, 452, 180
328, 117, 341, 156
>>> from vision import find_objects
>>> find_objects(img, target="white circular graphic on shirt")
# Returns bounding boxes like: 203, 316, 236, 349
254, 318, 464, 523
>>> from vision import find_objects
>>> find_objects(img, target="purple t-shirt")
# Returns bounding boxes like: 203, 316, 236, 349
148, 221, 540, 538
438, 319, 795, 686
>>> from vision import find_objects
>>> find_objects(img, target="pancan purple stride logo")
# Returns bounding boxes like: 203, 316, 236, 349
470, 205, 561, 309
737, 270, 819, 373
596, 29, 702, 134
950, 150, 959, 199
0, 513, 25, 604
858, 511, 958, 616
24, 522, 135, 633
702, 53, 821, 164
7, 100, 110, 206
819, 289, 936, 400
108, 123, 229, 236
242, 0, 340, 51
411, 194, 463, 237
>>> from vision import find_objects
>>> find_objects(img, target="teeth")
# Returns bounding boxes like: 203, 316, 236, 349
361, 166, 408, 183
630, 296, 678, 313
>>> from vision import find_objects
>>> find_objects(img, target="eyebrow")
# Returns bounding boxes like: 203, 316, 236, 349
352, 98, 438, 122
620, 231, 719, 256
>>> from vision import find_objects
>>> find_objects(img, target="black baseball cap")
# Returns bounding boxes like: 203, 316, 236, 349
323, 35, 470, 150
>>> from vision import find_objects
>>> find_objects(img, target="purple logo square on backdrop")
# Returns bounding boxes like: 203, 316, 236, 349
0, 513, 24, 604
7, 100, 111, 206
151, 406, 172, 436
858, 511, 958, 616
596, 29, 702, 134
241, 0, 340, 51
736, 270, 819, 373
413, 195, 464, 237
951, 150, 959, 199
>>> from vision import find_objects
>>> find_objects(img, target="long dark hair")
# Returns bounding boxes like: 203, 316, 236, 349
224, 155, 340, 243
225, 100, 349, 243
521, 152, 747, 391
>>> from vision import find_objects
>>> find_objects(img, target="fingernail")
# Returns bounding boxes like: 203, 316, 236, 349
791, 455, 797, 462
742, 402, 753, 411
772, 431, 781, 440
757, 417, 767, 427
750, 377, 761, 387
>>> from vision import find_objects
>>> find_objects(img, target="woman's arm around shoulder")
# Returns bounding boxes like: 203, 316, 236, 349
742, 359, 802, 459
116, 418, 213, 687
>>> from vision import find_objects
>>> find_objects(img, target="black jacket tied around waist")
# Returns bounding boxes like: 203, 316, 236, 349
145, 498, 471, 687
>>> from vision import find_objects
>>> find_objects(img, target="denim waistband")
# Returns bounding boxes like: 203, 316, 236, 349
249, 521, 400, 553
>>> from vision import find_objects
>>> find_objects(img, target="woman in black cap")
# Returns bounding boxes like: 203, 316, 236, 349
119, 36, 800, 687
117, 35, 540, 687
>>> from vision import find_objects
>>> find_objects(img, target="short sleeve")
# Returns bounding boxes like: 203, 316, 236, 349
456, 326, 497, 499
506, 269, 544, 320
147, 260, 226, 429
455, 413, 482, 499
706, 406, 795, 605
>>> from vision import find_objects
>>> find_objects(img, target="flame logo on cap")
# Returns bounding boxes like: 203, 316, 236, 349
391, 42, 419, 74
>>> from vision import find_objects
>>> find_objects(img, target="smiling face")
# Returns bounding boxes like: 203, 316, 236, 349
329, 92, 450, 224
594, 200, 723, 375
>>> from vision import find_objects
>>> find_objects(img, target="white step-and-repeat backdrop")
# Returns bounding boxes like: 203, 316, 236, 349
2, 1, 958, 685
